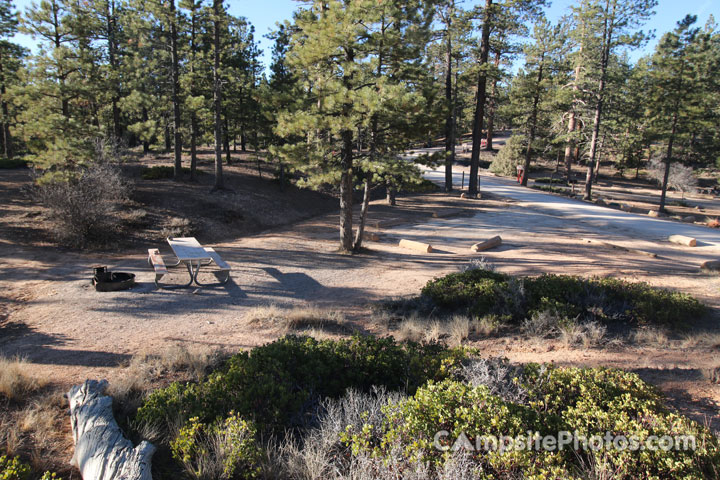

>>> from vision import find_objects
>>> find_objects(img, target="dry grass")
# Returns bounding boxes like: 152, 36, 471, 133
559, 321, 607, 348
448, 316, 471, 347
0, 381, 71, 476
473, 315, 501, 337
245, 304, 348, 334
631, 327, 669, 347
108, 344, 222, 407
679, 332, 720, 349
424, 321, 444, 343
0, 356, 46, 402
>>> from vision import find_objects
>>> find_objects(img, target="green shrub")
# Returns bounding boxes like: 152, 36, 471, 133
347, 366, 720, 479
533, 177, 568, 185
171, 413, 260, 480
136, 335, 465, 437
421, 271, 705, 328
490, 135, 525, 177
533, 185, 570, 195
141, 165, 199, 180
401, 178, 439, 193
0, 456, 30, 480
0, 158, 28, 169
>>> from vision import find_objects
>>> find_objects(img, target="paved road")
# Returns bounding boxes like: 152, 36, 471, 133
421, 162, 720, 248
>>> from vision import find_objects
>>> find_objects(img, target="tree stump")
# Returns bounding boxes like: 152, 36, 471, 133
68, 379, 155, 480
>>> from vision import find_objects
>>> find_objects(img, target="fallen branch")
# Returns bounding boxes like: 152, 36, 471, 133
68, 379, 155, 480
581, 238, 658, 258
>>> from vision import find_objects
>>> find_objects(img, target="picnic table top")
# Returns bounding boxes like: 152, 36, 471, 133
167, 237, 211, 262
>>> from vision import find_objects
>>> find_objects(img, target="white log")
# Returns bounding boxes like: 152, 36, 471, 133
399, 239, 433, 253
68, 379, 155, 480
470, 236, 502, 252
668, 235, 697, 247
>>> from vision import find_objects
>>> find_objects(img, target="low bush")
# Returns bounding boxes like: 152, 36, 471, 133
0, 158, 27, 169
171, 413, 260, 480
421, 270, 705, 328
0, 456, 60, 480
141, 165, 199, 180
533, 184, 571, 195
0, 456, 30, 480
533, 176, 568, 185
35, 162, 127, 246
135, 335, 465, 438
347, 364, 720, 479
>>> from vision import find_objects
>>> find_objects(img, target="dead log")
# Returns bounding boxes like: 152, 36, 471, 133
470, 236, 502, 252
668, 235, 697, 247
399, 239, 433, 253
68, 379, 155, 480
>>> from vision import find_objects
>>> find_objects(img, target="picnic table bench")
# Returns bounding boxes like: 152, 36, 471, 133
147, 237, 231, 288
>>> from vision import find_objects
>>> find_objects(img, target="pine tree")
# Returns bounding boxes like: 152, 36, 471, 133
647, 15, 707, 212
507, 18, 568, 186
19, 0, 98, 167
274, 0, 437, 253
572, 0, 656, 200
0, 0, 25, 158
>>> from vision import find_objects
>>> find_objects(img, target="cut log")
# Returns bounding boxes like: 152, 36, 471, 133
471, 235, 502, 252
399, 239, 432, 253
701, 260, 720, 272
668, 235, 697, 247
68, 379, 155, 480
648, 210, 663, 217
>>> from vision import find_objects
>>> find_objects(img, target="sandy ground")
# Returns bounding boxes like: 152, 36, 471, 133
2, 164, 720, 428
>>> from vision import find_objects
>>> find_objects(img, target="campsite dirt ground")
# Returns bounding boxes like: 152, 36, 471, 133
2, 153, 720, 432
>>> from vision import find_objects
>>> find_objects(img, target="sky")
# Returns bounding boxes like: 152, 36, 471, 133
9, 0, 720, 72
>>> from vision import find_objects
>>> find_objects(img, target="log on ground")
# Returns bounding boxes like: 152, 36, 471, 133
668, 235, 697, 247
399, 239, 433, 253
68, 379, 155, 480
471, 236, 502, 252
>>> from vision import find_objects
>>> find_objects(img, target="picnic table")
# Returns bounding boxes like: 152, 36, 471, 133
147, 237, 231, 288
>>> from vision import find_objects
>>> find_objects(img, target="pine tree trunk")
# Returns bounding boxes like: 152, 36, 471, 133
468, 0, 492, 197
564, 112, 577, 183
224, 114, 231, 164
190, 115, 197, 181
189, 6, 198, 181
659, 112, 678, 212
212, 0, 224, 190
339, 130, 354, 252
522, 62, 543, 187
386, 180, 396, 205
170, 0, 182, 180
583, 8, 614, 201
0, 55, 12, 159
353, 175, 371, 251
485, 51, 501, 151
339, 46, 355, 253
443, 6, 454, 192
107, 0, 122, 139
142, 107, 150, 153
564, 36, 583, 183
